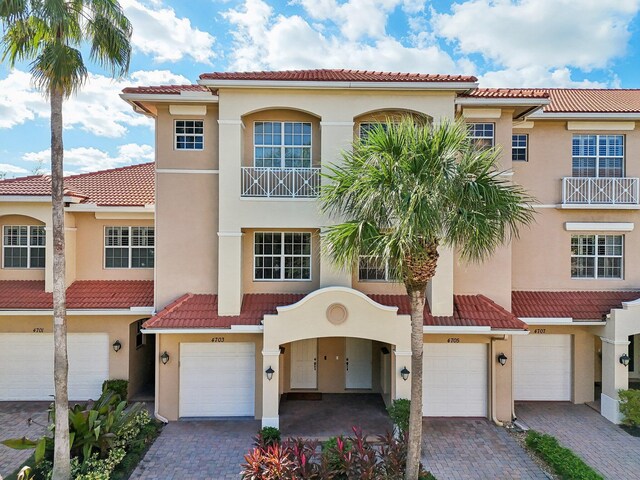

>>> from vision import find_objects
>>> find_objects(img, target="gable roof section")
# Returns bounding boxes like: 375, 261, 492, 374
0, 162, 155, 207
512, 290, 640, 320
144, 292, 525, 330
121, 85, 209, 95
0, 280, 154, 310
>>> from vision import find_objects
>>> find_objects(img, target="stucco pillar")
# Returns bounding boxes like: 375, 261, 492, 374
217, 232, 243, 315
262, 349, 281, 428
573, 331, 595, 404
394, 349, 412, 400
492, 336, 512, 422
600, 336, 629, 423
427, 246, 454, 316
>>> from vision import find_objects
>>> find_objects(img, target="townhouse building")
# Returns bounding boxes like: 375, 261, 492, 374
2, 70, 640, 428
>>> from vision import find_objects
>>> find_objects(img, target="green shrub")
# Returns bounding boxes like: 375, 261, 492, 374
102, 379, 129, 401
387, 398, 410, 434
255, 426, 281, 447
525, 431, 603, 480
619, 389, 640, 427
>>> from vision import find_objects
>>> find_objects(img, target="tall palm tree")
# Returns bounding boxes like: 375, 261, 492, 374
0, 2, 131, 478
321, 117, 535, 480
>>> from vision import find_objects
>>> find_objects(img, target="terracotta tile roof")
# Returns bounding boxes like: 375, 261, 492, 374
0, 280, 153, 310
512, 290, 640, 320
0, 162, 155, 206
461, 89, 550, 99
144, 292, 525, 330
121, 85, 210, 95
199, 69, 477, 83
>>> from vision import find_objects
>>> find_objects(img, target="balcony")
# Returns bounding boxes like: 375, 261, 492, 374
561, 177, 640, 207
241, 167, 321, 198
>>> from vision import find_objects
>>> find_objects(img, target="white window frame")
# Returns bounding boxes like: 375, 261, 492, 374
358, 255, 390, 282
104, 226, 155, 269
468, 123, 495, 148
174, 119, 204, 151
253, 231, 312, 282
512, 134, 528, 162
358, 122, 390, 140
572, 134, 624, 178
2, 225, 45, 269
571, 234, 624, 279
253, 121, 313, 168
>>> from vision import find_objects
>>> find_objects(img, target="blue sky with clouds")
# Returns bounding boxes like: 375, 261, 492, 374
1, 0, 640, 177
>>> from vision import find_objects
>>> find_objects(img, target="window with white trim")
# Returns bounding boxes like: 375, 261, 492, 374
358, 256, 389, 281
572, 134, 624, 177
358, 122, 388, 140
2, 225, 45, 268
512, 134, 528, 161
571, 234, 623, 279
254, 232, 311, 280
468, 123, 494, 148
254, 121, 312, 168
175, 120, 204, 150
105, 227, 155, 269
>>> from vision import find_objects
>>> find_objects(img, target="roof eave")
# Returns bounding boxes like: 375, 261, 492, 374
529, 112, 640, 120
455, 97, 550, 107
197, 79, 479, 92
119, 92, 219, 103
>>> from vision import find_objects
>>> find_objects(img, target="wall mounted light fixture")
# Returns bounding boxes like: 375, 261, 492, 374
112, 340, 122, 353
497, 353, 508, 366
400, 366, 410, 381
160, 351, 170, 365
620, 353, 631, 367
265, 366, 275, 381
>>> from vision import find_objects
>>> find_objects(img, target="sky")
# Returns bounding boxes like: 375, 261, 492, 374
1, 0, 640, 177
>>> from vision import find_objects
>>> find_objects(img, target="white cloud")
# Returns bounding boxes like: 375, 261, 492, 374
0, 163, 29, 175
120, 0, 216, 64
479, 66, 610, 88
22, 144, 154, 174
0, 69, 189, 137
433, 0, 640, 71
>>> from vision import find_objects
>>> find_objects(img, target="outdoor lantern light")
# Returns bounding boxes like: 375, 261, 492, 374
400, 366, 410, 381
497, 353, 508, 366
265, 366, 275, 381
620, 353, 631, 367
112, 340, 122, 353
160, 351, 170, 365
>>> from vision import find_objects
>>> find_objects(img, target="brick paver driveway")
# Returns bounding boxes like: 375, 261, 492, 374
130, 419, 259, 480
422, 418, 548, 480
0, 402, 49, 478
517, 402, 640, 480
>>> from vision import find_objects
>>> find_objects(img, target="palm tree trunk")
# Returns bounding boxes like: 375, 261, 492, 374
405, 287, 425, 480
50, 87, 70, 480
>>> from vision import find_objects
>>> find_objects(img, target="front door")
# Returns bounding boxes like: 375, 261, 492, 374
346, 338, 372, 389
291, 338, 317, 389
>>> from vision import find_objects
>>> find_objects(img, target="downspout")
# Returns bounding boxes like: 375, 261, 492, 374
154, 333, 169, 424
491, 336, 506, 426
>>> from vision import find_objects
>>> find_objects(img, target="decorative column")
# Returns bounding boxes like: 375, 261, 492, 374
600, 336, 629, 423
262, 348, 281, 428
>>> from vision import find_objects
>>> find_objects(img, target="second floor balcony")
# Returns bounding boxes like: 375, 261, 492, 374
241, 167, 321, 198
562, 177, 640, 207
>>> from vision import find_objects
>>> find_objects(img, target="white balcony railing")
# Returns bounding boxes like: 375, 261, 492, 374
241, 167, 321, 198
562, 177, 640, 205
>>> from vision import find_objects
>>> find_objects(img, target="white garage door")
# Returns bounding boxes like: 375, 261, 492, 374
513, 334, 572, 401
423, 343, 487, 417
0, 333, 109, 401
179, 342, 255, 417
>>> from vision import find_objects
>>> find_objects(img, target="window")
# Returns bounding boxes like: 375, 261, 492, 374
359, 122, 388, 140
254, 232, 311, 281
571, 234, 623, 279
175, 120, 204, 150
135, 319, 146, 349
254, 121, 312, 168
358, 256, 389, 281
105, 227, 154, 269
512, 134, 528, 161
468, 123, 494, 148
2, 225, 45, 268
572, 135, 624, 177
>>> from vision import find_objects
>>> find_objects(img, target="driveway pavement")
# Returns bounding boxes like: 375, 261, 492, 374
422, 418, 548, 480
0, 402, 50, 478
517, 402, 640, 480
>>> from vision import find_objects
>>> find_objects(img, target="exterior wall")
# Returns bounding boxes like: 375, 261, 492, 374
351, 273, 406, 295
155, 332, 263, 421
74, 213, 154, 281
0, 214, 46, 281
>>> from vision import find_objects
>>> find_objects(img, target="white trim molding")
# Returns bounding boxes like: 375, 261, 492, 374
600, 336, 631, 346
423, 326, 529, 335
462, 108, 502, 119
66, 204, 155, 213
523, 317, 606, 325
169, 105, 207, 116
565, 222, 634, 232
217, 231, 244, 237
566, 121, 635, 131
142, 325, 264, 334
0, 307, 154, 316
218, 119, 245, 128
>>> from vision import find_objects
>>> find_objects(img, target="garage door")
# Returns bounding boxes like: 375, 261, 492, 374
0, 333, 109, 401
513, 334, 571, 401
179, 342, 255, 417
423, 343, 487, 416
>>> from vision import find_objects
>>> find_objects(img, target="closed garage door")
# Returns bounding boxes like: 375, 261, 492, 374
179, 342, 255, 417
0, 333, 109, 401
513, 334, 571, 401
423, 343, 487, 416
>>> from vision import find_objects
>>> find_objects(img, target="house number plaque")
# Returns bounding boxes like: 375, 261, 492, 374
211, 337, 225, 342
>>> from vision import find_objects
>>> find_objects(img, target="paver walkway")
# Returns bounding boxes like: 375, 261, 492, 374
422, 418, 548, 480
0, 402, 49, 478
130, 419, 259, 480
517, 402, 640, 480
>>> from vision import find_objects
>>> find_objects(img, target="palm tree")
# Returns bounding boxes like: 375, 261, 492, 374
0, 2, 131, 478
320, 117, 535, 480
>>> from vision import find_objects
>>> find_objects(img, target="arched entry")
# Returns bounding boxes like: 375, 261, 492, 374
261, 287, 411, 427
